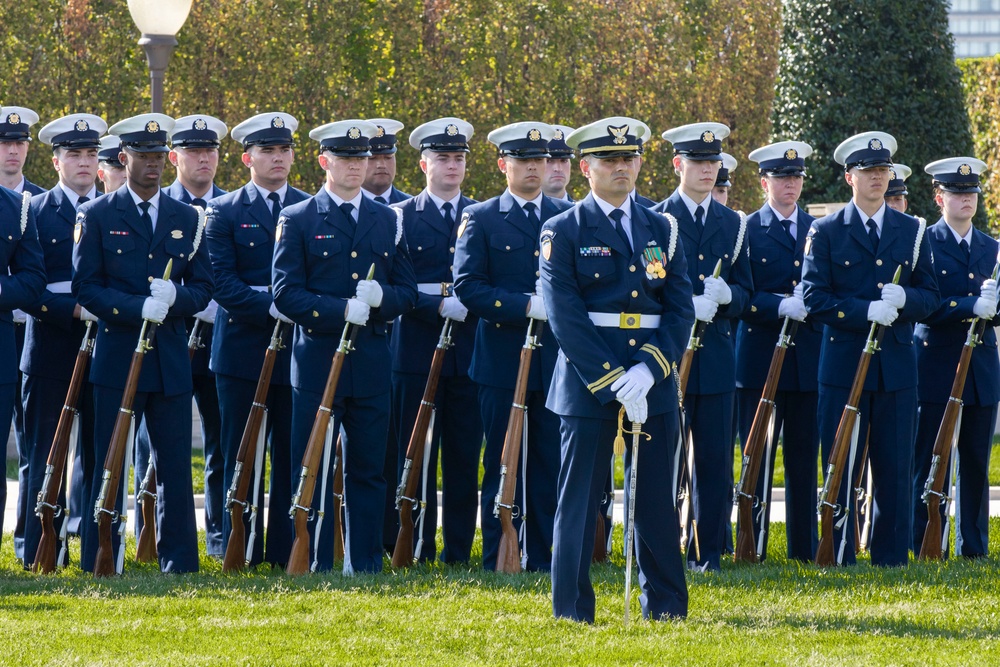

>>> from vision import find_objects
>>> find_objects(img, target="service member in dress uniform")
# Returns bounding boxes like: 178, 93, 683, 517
542, 125, 575, 202
206, 111, 309, 567
736, 140, 820, 561
97, 135, 127, 194
73, 113, 213, 573
542, 116, 693, 622
653, 121, 753, 571
912, 157, 997, 558
389, 117, 480, 562
159, 114, 229, 557
1, 106, 45, 561
884, 163, 912, 214
19, 113, 106, 569
801, 131, 938, 567
711, 153, 737, 207
454, 121, 573, 571
272, 119, 417, 574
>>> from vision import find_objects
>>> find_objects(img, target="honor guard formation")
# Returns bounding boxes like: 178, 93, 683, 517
0, 103, 996, 622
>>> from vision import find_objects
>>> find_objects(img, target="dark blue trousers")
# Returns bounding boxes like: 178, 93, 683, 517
551, 412, 688, 623
291, 387, 389, 574
478, 383, 559, 572
912, 401, 996, 558
0, 381, 15, 551
736, 388, 819, 562
11, 323, 26, 559
192, 372, 223, 555
217, 373, 294, 567
819, 382, 916, 567
82, 386, 198, 573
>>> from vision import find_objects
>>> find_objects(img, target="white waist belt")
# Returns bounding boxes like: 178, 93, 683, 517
588, 312, 661, 329
249, 285, 270, 293
417, 282, 454, 296
46, 281, 73, 294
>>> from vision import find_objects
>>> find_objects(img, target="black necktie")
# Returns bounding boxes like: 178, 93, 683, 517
76, 195, 90, 212
339, 202, 355, 223
694, 205, 705, 233
442, 201, 454, 229
960, 238, 970, 259
374, 195, 388, 205
138, 201, 153, 235
268, 192, 282, 225
523, 202, 539, 229
610, 208, 630, 251
780, 218, 795, 244
867, 219, 879, 252
192, 197, 207, 209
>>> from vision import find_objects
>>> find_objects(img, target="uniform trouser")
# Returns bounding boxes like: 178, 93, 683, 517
478, 383, 559, 572
0, 381, 16, 550
20, 374, 95, 570
12, 323, 26, 558
291, 387, 389, 574
66, 443, 86, 535
736, 388, 819, 562
819, 383, 915, 567
393, 371, 482, 563
217, 374, 294, 567
551, 411, 688, 623
912, 400, 996, 558
381, 396, 399, 553
682, 391, 734, 571
81, 386, 198, 574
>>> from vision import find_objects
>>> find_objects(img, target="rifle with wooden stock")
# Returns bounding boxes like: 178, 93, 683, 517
331, 436, 345, 563
187, 319, 205, 361
286, 264, 373, 575
494, 317, 544, 574
918, 262, 1000, 560
391, 317, 454, 568
677, 260, 722, 397
734, 316, 798, 563
32, 321, 95, 574
93, 260, 173, 578
221, 320, 287, 572
135, 462, 157, 562
815, 266, 900, 567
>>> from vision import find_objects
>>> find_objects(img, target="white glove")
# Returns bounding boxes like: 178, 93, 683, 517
268, 302, 294, 324
793, 282, 804, 299
692, 295, 718, 323
356, 280, 383, 308
527, 294, 547, 321
79, 306, 98, 322
703, 276, 732, 305
345, 298, 370, 325
778, 296, 808, 322
981, 278, 998, 303
867, 300, 898, 326
439, 296, 468, 322
610, 363, 655, 403
150, 278, 177, 307
11, 309, 27, 324
619, 396, 648, 424
142, 297, 169, 323
535, 278, 544, 295
973, 296, 997, 320
194, 300, 218, 324
881, 283, 906, 309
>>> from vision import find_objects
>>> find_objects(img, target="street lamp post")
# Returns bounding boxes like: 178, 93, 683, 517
127, 0, 194, 114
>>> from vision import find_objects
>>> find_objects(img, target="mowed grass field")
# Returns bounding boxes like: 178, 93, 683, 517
1, 520, 999, 666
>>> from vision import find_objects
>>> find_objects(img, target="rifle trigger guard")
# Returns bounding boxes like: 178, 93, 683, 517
495, 501, 521, 519
36, 500, 63, 518
95, 507, 120, 522
290, 504, 316, 522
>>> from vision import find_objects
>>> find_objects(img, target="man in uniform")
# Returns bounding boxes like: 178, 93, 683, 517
912, 157, 997, 559
454, 121, 572, 572
206, 112, 309, 567
736, 140, 820, 561
653, 122, 753, 571
97, 136, 127, 194
541, 125, 575, 202
711, 153, 737, 207
73, 113, 213, 573
542, 116, 693, 622
156, 114, 229, 558
801, 131, 938, 566
884, 164, 912, 214
20, 113, 106, 569
273, 119, 417, 574
390, 117, 480, 563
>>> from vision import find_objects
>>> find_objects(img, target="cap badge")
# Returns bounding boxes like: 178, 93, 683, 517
528, 128, 541, 142
272, 117, 285, 129
445, 124, 459, 137
959, 164, 972, 176
869, 138, 883, 151
374, 125, 385, 138
784, 148, 798, 160
347, 127, 362, 140
75, 119, 89, 132
553, 129, 563, 140
194, 118, 208, 131
145, 120, 160, 133
7, 113, 20, 125
889, 169, 897, 180
608, 125, 629, 145
702, 131, 715, 143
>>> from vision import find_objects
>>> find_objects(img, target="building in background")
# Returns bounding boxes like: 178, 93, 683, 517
950, 0, 1000, 56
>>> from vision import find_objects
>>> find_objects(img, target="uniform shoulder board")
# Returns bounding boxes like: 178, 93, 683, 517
20, 191, 31, 234
733, 210, 747, 259
660, 211, 679, 262
394, 206, 404, 246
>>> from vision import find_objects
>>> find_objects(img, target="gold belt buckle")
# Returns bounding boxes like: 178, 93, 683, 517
440, 282, 454, 297
620, 313, 640, 329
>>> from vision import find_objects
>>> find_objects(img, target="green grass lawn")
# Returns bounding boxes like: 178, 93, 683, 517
1, 521, 999, 665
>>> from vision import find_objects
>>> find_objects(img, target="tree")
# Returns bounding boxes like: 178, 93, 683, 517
774, 0, 974, 221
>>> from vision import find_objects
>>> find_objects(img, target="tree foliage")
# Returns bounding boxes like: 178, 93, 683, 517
958, 55, 1000, 234
1, 0, 780, 208
774, 0, 973, 221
